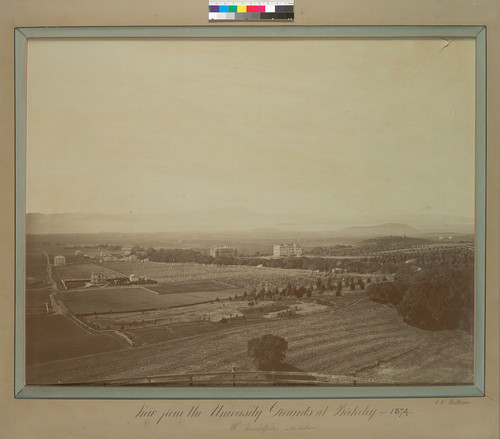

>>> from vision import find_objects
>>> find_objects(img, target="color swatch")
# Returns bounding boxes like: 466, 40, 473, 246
209, 1, 294, 21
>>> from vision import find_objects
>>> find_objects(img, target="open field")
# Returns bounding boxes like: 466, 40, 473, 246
26, 286, 53, 315
80, 291, 366, 345
25, 314, 128, 368
58, 286, 241, 315
101, 260, 323, 288
53, 263, 124, 280
26, 298, 473, 385
148, 279, 238, 294
26, 253, 47, 273
26, 252, 49, 284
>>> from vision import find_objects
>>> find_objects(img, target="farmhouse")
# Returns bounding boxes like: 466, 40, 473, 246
54, 255, 66, 266
90, 272, 107, 285
273, 243, 303, 257
210, 246, 238, 258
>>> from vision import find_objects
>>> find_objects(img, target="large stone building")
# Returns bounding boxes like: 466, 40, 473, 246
273, 243, 303, 257
210, 246, 238, 258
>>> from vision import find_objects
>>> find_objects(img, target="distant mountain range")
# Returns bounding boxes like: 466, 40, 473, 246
335, 223, 420, 237
25, 210, 474, 236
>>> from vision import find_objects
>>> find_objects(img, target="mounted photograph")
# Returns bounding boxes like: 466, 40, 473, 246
16, 26, 485, 396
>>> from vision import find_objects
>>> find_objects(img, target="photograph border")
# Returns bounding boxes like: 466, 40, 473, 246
14, 25, 486, 400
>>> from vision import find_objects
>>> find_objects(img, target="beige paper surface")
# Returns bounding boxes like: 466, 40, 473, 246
1, 1, 499, 438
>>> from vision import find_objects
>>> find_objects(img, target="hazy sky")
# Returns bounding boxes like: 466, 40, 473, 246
26, 38, 476, 224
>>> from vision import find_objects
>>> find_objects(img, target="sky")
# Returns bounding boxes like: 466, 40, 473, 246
26, 37, 476, 226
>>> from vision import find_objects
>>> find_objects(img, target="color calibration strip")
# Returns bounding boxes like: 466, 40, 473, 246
209, 1, 294, 21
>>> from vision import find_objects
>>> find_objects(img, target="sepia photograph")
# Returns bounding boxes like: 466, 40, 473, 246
19, 27, 483, 392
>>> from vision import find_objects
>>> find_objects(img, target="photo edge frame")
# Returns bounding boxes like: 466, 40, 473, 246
14, 24, 487, 400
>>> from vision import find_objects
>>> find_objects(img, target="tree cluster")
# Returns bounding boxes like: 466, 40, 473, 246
366, 265, 474, 331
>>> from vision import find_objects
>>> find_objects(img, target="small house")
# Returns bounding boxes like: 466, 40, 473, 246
54, 255, 66, 266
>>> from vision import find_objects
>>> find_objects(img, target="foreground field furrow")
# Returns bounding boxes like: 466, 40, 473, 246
283, 316, 403, 347
293, 340, 421, 376
286, 326, 413, 365
289, 331, 413, 363
354, 331, 474, 384
334, 339, 422, 374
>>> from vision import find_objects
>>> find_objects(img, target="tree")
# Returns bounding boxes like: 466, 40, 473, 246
247, 334, 288, 370
367, 282, 404, 305
326, 277, 333, 290
296, 286, 306, 298
398, 266, 474, 331
316, 278, 323, 290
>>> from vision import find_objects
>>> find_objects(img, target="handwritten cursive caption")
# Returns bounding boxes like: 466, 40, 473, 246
133, 401, 421, 431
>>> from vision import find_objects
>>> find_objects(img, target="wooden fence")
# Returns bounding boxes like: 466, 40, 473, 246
60, 370, 359, 387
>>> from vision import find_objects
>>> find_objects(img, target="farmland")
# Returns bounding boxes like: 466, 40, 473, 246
81, 297, 333, 344
24, 233, 476, 387
101, 260, 323, 288
25, 253, 49, 285
53, 263, 124, 280
148, 279, 238, 295
58, 286, 241, 315
26, 287, 53, 315
25, 314, 128, 370
25, 298, 474, 385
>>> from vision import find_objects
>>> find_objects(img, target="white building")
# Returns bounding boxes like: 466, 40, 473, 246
54, 255, 66, 266
210, 246, 238, 258
273, 243, 303, 257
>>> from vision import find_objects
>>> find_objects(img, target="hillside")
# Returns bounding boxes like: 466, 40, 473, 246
336, 223, 420, 237
359, 236, 433, 248
26, 297, 473, 386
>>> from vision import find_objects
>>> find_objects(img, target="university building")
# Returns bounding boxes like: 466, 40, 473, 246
210, 246, 238, 258
273, 243, 303, 257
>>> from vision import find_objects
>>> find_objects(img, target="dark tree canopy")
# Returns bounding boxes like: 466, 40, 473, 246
247, 334, 288, 370
368, 265, 474, 331
398, 266, 474, 331
367, 282, 404, 305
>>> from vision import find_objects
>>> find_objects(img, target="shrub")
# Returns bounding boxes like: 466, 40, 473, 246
367, 282, 404, 305
247, 334, 288, 370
